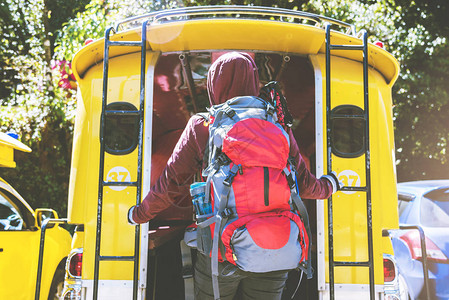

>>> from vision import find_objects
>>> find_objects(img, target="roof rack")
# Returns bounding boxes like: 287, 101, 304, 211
114, 5, 357, 37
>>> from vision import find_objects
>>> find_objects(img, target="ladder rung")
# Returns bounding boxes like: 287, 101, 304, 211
333, 261, 370, 267
99, 255, 135, 261
105, 110, 140, 116
103, 181, 138, 187
329, 44, 364, 51
340, 186, 368, 192
108, 41, 142, 47
331, 114, 366, 120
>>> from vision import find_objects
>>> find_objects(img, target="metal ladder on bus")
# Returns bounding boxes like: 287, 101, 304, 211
93, 20, 149, 300
324, 24, 376, 299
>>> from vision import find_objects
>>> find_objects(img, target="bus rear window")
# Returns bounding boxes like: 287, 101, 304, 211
105, 102, 139, 155
330, 105, 365, 158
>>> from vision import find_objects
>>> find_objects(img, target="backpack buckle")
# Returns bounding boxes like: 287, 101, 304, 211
223, 171, 237, 186
223, 164, 241, 186
223, 106, 236, 118
217, 153, 231, 166
220, 208, 234, 218
288, 157, 297, 173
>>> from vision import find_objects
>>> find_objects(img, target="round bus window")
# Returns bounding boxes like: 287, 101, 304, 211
330, 105, 365, 158
104, 102, 139, 155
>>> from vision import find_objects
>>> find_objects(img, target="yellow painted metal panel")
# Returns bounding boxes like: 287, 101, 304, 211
82, 184, 137, 280
0, 231, 41, 300
0, 132, 31, 168
69, 50, 155, 280
318, 31, 399, 86
72, 19, 399, 86
37, 227, 73, 298
67, 86, 90, 224
313, 54, 398, 285
68, 51, 142, 225
0, 145, 16, 168
0, 132, 32, 152
146, 20, 324, 54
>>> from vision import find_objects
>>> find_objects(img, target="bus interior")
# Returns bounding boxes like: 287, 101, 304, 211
137, 51, 319, 299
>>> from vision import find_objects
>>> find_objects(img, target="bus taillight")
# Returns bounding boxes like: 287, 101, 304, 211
383, 257, 396, 282
68, 252, 83, 278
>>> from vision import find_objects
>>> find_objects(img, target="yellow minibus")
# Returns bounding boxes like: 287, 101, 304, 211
61, 6, 401, 300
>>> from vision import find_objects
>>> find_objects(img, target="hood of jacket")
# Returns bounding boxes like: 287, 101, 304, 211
207, 52, 259, 106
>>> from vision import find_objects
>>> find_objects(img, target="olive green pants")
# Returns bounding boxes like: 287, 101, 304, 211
194, 252, 289, 300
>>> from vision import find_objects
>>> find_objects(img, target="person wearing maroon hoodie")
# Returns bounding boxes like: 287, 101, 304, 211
128, 52, 339, 300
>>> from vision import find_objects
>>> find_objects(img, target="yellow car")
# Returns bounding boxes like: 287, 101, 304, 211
0, 132, 72, 300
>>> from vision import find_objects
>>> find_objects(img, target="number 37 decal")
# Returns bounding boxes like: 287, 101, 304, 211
337, 170, 361, 194
106, 166, 131, 191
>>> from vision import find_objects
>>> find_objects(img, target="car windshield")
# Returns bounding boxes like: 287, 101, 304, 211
420, 187, 449, 227
0, 193, 23, 230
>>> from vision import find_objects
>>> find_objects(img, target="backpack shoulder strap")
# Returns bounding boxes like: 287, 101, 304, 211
284, 163, 313, 279
290, 191, 313, 278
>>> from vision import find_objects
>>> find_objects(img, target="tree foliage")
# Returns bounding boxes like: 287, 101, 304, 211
0, 0, 448, 216
366, 0, 449, 180
0, 0, 102, 215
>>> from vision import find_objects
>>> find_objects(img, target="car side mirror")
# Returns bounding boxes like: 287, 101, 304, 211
35, 208, 59, 229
